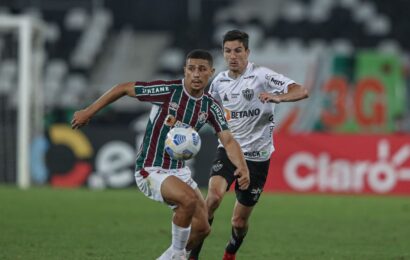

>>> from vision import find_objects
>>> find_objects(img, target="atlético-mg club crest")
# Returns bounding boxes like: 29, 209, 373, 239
242, 88, 254, 101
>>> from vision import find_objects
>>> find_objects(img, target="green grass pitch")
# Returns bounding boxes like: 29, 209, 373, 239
0, 185, 409, 259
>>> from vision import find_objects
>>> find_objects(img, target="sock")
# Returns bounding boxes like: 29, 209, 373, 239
172, 222, 191, 251
189, 217, 214, 259
225, 227, 247, 254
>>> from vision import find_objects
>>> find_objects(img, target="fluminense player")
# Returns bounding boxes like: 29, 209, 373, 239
71, 49, 250, 260
189, 30, 309, 260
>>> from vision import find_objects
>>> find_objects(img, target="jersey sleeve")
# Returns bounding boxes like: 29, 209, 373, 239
134, 80, 177, 103
208, 78, 223, 104
263, 69, 295, 95
207, 99, 229, 133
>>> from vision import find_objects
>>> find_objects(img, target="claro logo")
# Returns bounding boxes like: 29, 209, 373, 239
284, 140, 410, 193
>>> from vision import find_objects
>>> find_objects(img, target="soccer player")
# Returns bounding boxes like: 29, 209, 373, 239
189, 30, 309, 260
71, 49, 250, 260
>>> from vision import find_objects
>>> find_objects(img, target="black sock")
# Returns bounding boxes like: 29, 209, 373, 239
225, 227, 247, 254
189, 217, 214, 260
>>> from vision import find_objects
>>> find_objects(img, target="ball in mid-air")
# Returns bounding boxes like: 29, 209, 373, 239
165, 126, 201, 160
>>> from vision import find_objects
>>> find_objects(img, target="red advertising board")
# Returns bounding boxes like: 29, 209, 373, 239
267, 134, 410, 195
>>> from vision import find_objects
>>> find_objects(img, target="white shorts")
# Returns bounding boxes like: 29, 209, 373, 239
135, 166, 198, 207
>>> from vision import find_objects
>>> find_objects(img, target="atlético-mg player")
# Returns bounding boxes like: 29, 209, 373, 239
189, 30, 309, 260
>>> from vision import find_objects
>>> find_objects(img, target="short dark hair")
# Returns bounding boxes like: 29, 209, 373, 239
186, 49, 213, 66
223, 30, 249, 50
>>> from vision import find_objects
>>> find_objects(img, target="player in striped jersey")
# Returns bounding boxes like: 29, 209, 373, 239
71, 49, 250, 260
189, 31, 309, 260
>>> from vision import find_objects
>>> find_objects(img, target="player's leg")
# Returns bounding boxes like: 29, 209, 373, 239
223, 159, 270, 260
186, 188, 211, 251
223, 201, 254, 260
156, 175, 198, 260
207, 175, 229, 218
136, 167, 198, 259
189, 148, 235, 259
206, 148, 237, 219
188, 175, 229, 259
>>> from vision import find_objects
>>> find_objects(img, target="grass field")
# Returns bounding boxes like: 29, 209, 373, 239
0, 185, 409, 260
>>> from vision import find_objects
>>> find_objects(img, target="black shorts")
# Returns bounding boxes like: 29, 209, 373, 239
210, 147, 270, 207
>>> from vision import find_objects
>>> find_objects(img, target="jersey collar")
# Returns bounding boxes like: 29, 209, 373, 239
225, 62, 253, 80
182, 78, 204, 100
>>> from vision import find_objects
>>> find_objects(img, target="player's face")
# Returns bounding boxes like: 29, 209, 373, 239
223, 40, 250, 75
184, 58, 215, 97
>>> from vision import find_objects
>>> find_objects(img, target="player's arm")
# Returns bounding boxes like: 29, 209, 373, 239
217, 130, 250, 190
259, 83, 309, 104
71, 82, 136, 129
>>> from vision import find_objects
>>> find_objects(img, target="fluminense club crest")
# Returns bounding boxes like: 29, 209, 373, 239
198, 111, 208, 124
242, 88, 254, 101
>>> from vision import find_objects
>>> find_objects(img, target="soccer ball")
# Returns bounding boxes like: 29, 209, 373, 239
165, 126, 201, 160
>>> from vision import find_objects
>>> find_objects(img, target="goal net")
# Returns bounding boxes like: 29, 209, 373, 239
0, 15, 45, 188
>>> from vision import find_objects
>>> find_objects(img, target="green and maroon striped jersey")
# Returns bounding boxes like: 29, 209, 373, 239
134, 79, 229, 170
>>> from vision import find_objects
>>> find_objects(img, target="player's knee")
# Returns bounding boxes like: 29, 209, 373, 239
206, 189, 224, 210
197, 222, 211, 239
231, 215, 248, 230
181, 190, 198, 214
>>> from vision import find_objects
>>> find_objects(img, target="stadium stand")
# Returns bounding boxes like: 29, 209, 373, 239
0, 0, 409, 128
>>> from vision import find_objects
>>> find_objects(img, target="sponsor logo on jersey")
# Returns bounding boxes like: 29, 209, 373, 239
212, 161, 223, 172
223, 93, 229, 101
219, 79, 231, 82
231, 108, 260, 119
169, 102, 179, 111
243, 75, 255, 79
265, 74, 285, 86
142, 86, 170, 94
211, 103, 226, 124
224, 108, 231, 121
244, 150, 269, 159
242, 88, 254, 101
164, 115, 190, 128
164, 115, 177, 127
231, 93, 240, 99
198, 111, 208, 124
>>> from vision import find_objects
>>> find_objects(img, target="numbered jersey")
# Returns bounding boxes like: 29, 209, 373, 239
209, 62, 295, 161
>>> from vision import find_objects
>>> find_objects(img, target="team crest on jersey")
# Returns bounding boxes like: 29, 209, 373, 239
212, 161, 223, 172
223, 93, 229, 101
242, 88, 254, 101
198, 112, 208, 124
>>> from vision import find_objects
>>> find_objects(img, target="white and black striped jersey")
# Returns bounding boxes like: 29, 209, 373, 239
209, 62, 295, 161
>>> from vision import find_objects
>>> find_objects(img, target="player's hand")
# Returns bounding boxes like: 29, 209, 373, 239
71, 109, 92, 129
234, 167, 250, 190
259, 92, 281, 104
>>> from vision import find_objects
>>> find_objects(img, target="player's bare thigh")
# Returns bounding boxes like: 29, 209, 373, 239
161, 175, 197, 206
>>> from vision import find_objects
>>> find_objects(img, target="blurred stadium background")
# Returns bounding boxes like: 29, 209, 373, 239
0, 0, 409, 259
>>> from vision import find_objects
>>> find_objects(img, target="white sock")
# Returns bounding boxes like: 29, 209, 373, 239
171, 222, 191, 251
